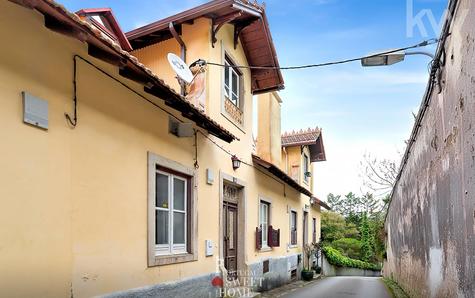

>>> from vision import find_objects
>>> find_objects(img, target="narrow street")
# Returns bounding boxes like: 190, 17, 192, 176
281, 277, 391, 298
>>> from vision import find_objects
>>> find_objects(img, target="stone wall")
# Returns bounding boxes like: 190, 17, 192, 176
384, 0, 475, 297
103, 273, 220, 298
248, 253, 303, 292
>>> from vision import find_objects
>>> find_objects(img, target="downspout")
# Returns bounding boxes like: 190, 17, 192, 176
169, 22, 187, 95
283, 147, 289, 175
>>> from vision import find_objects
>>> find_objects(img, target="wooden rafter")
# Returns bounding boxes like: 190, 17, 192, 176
211, 11, 242, 47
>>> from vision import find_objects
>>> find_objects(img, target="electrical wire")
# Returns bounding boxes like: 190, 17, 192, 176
205, 38, 439, 70
385, 0, 459, 220
69, 54, 186, 127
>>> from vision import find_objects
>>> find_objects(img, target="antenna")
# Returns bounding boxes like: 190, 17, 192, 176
167, 53, 194, 84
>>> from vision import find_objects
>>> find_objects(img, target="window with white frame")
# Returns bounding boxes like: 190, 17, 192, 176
260, 201, 270, 248
155, 169, 188, 255
224, 57, 241, 107
290, 210, 297, 245
148, 152, 197, 267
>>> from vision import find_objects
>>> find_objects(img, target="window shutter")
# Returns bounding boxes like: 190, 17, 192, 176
256, 227, 262, 250
268, 225, 280, 248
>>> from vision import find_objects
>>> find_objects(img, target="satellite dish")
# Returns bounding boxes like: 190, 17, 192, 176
167, 53, 194, 84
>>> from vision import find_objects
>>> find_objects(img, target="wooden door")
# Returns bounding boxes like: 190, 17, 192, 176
223, 201, 238, 280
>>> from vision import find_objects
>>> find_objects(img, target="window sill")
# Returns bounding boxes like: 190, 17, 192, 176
288, 244, 298, 249
148, 253, 197, 267
259, 246, 272, 252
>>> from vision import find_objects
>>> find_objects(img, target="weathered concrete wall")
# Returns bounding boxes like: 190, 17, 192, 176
248, 253, 303, 292
384, 0, 475, 297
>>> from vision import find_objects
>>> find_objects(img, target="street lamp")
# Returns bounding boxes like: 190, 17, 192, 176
361, 50, 435, 67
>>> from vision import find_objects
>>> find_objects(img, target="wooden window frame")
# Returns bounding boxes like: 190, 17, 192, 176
224, 55, 242, 108
221, 47, 246, 130
155, 170, 188, 256
259, 200, 271, 249
290, 210, 298, 246
148, 152, 198, 267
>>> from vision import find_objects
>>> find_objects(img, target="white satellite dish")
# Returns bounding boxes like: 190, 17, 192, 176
167, 53, 194, 84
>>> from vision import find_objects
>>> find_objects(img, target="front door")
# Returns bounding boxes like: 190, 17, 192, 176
223, 201, 238, 279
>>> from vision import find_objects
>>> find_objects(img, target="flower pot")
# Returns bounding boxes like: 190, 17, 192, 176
314, 266, 322, 274
301, 270, 314, 281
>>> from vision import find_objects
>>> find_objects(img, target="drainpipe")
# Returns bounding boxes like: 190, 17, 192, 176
169, 22, 187, 95
283, 147, 289, 174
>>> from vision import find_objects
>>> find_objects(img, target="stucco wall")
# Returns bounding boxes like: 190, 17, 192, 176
384, 0, 475, 297
0, 2, 322, 298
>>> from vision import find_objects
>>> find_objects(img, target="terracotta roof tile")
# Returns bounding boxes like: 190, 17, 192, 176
8, 0, 237, 143
281, 127, 326, 162
281, 127, 321, 147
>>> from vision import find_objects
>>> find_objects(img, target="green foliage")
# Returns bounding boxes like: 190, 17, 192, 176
360, 214, 374, 262
321, 211, 359, 244
322, 246, 381, 271
331, 238, 362, 260
382, 277, 410, 298
325, 192, 387, 263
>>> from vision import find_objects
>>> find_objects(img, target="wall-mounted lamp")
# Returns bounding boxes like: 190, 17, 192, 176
310, 197, 316, 205
231, 155, 241, 170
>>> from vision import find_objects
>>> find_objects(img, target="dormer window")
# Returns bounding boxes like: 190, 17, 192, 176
224, 57, 241, 107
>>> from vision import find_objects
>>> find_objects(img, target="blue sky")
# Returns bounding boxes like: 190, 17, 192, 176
61, 0, 447, 199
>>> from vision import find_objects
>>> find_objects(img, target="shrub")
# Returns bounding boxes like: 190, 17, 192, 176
331, 238, 362, 260
322, 246, 381, 271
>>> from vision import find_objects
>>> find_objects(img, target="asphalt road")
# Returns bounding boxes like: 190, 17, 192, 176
281, 276, 391, 298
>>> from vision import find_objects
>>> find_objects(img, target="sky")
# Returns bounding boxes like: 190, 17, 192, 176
60, 0, 447, 200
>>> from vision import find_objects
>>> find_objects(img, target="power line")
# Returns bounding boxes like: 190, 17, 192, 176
205, 38, 439, 70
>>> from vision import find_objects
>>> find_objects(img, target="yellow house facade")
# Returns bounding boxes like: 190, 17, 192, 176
0, 0, 328, 297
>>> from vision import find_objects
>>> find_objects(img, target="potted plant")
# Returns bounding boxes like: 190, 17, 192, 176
313, 241, 322, 274
301, 244, 316, 281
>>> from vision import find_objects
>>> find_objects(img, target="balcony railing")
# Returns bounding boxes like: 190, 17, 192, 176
224, 98, 243, 125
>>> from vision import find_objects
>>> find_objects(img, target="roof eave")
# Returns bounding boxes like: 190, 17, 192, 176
252, 154, 313, 197
9, 0, 237, 143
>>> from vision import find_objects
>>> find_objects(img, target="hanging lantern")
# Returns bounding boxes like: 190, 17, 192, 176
231, 155, 241, 170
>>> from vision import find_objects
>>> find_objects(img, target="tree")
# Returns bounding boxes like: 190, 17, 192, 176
321, 212, 359, 245
327, 192, 383, 225
360, 214, 374, 262
331, 238, 362, 260
360, 152, 399, 199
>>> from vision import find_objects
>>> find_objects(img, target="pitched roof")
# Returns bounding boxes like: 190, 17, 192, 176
282, 127, 327, 162
8, 0, 236, 143
76, 8, 133, 51
125, 0, 284, 94
252, 154, 313, 197
312, 197, 331, 210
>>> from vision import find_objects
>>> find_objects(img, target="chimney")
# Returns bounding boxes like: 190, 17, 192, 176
257, 92, 282, 166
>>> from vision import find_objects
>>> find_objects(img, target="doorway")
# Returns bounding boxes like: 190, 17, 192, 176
223, 201, 238, 279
